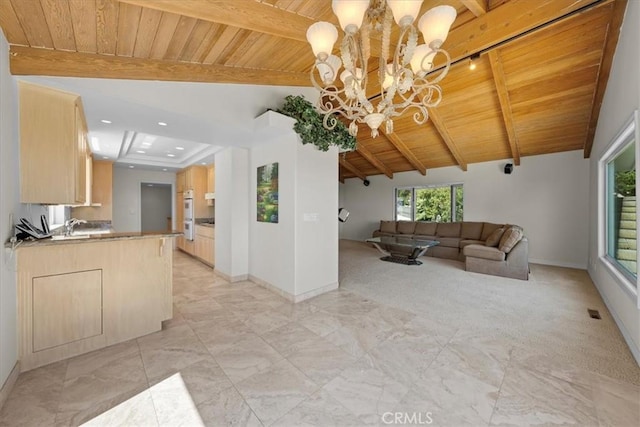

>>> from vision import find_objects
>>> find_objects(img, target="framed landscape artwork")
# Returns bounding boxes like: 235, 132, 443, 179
257, 162, 279, 223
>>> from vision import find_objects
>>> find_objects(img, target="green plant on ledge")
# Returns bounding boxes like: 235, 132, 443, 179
278, 95, 356, 152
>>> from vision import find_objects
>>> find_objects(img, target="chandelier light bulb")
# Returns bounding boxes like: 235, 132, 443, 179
383, 63, 395, 90
469, 57, 477, 71
387, 0, 424, 27
316, 55, 342, 84
418, 5, 457, 49
410, 44, 436, 77
332, 0, 369, 33
306, 21, 338, 58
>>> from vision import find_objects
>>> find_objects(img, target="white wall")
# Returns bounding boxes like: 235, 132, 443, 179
215, 147, 250, 280
0, 30, 20, 388
250, 136, 297, 294
588, 0, 640, 363
141, 185, 172, 232
340, 150, 590, 269
294, 143, 339, 295
112, 168, 175, 232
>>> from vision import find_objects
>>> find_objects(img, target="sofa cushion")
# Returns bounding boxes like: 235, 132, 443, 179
397, 221, 417, 234
460, 239, 484, 249
461, 222, 483, 240
380, 220, 397, 234
436, 222, 461, 237
436, 237, 461, 248
463, 244, 506, 261
485, 227, 506, 247
414, 221, 437, 236
413, 235, 437, 242
481, 222, 504, 241
499, 226, 524, 253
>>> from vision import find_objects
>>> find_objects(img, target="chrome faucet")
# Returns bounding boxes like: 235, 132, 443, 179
64, 218, 87, 236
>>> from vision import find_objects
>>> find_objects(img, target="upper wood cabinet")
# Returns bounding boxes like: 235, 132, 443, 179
176, 171, 186, 193
19, 82, 90, 205
71, 160, 113, 221
207, 165, 215, 193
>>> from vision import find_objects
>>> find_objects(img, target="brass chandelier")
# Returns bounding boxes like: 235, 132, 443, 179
306, 0, 457, 138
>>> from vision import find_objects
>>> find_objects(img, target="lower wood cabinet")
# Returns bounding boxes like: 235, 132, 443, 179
17, 236, 174, 371
194, 225, 215, 266
32, 269, 103, 352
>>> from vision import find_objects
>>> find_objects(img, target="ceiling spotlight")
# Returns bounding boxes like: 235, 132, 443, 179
176, 147, 184, 150
167, 154, 175, 157
469, 53, 479, 71
158, 121, 168, 126
100, 119, 112, 124
102, 156, 109, 159
162, 168, 167, 171
136, 150, 146, 154
201, 162, 206, 165
129, 165, 135, 168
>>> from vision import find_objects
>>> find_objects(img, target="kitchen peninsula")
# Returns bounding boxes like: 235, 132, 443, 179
12, 230, 179, 371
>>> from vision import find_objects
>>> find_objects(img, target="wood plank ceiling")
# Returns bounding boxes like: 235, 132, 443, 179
0, 0, 627, 181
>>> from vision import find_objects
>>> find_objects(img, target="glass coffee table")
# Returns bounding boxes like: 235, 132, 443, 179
366, 236, 440, 266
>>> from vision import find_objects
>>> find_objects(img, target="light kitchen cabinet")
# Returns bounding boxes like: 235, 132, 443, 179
176, 171, 186, 193
176, 191, 184, 250
71, 160, 113, 221
17, 236, 173, 371
19, 81, 90, 205
195, 225, 215, 266
207, 165, 215, 207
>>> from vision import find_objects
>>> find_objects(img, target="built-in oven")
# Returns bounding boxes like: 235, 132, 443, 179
183, 220, 194, 241
183, 190, 194, 241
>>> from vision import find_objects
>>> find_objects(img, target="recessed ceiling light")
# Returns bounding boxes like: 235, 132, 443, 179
176, 147, 184, 150
162, 168, 167, 171
136, 150, 146, 154
101, 119, 112, 124
158, 121, 168, 126
129, 165, 135, 168
201, 162, 206, 165
142, 142, 152, 147
167, 154, 175, 157
102, 156, 109, 159
147, 184, 154, 187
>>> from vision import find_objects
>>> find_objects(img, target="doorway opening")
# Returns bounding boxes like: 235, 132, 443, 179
141, 183, 172, 232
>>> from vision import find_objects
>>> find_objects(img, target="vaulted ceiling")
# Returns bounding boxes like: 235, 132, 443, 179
0, 0, 627, 181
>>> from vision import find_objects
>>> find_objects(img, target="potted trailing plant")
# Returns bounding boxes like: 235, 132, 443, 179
278, 95, 356, 152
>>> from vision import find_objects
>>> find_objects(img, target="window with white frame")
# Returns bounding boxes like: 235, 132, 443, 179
600, 111, 639, 289
395, 184, 463, 222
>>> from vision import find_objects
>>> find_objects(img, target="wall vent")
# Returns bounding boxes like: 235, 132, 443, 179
588, 309, 602, 320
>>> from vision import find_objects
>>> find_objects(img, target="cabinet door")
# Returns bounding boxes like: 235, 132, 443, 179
176, 171, 186, 192
207, 166, 215, 193
185, 168, 193, 191
183, 239, 195, 255
75, 104, 87, 204
32, 270, 103, 352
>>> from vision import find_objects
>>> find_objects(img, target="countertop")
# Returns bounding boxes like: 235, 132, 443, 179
7, 231, 182, 248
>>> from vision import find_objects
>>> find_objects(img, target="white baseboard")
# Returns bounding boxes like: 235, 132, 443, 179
248, 275, 339, 303
529, 258, 587, 270
214, 270, 249, 283
590, 274, 640, 366
0, 361, 20, 411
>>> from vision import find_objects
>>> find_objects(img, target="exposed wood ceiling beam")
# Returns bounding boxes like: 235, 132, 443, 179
366, 0, 608, 98
444, 0, 608, 64
339, 157, 367, 181
380, 130, 427, 176
8, 45, 311, 86
584, 0, 627, 158
488, 50, 521, 166
356, 144, 393, 179
428, 109, 468, 171
116, 0, 313, 43
461, 0, 487, 17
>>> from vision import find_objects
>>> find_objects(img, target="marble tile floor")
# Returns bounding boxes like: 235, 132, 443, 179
1, 249, 639, 426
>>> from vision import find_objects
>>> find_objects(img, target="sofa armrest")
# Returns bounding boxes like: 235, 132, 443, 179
506, 237, 528, 270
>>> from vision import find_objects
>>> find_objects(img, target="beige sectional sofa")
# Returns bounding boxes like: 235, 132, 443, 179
371, 220, 529, 280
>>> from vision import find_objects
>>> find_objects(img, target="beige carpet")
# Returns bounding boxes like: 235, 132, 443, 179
339, 239, 640, 385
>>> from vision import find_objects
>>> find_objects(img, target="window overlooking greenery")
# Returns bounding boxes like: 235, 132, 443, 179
600, 111, 638, 290
605, 142, 637, 281
395, 184, 463, 222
